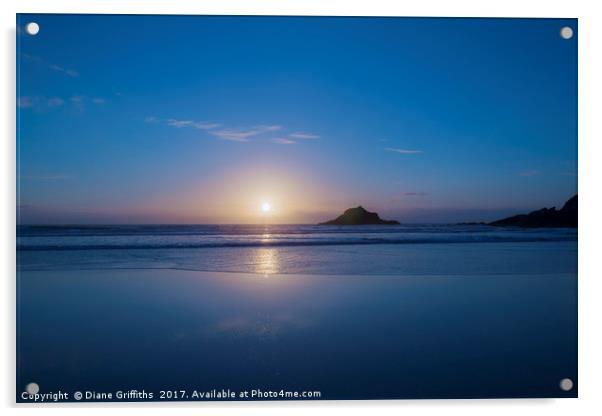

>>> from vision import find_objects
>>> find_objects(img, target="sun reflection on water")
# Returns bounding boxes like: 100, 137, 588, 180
253, 247, 279, 276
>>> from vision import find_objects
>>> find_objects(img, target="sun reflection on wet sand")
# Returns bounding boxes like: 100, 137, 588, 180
252, 247, 279, 276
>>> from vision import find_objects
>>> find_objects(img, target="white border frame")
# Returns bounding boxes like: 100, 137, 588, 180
3, 1, 601, 415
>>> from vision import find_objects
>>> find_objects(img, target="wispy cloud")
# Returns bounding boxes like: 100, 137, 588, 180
17, 95, 107, 110
47, 97, 65, 107
404, 192, 430, 196
519, 169, 541, 177
147, 117, 318, 145
18, 96, 67, 109
165, 119, 194, 128
67, 95, 107, 109
271, 137, 296, 145
385, 147, 423, 154
49, 64, 79, 77
22, 53, 79, 77
210, 125, 281, 142
290, 132, 320, 140
166, 119, 219, 130
146, 117, 221, 131
17, 96, 35, 108
69, 95, 84, 110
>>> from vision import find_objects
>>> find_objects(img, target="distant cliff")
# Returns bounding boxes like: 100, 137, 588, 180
319, 206, 400, 225
489, 195, 577, 228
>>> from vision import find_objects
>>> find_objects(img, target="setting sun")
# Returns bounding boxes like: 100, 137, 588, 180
261, 202, 272, 213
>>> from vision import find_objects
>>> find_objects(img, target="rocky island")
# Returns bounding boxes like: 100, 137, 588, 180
319, 206, 400, 225
489, 195, 577, 228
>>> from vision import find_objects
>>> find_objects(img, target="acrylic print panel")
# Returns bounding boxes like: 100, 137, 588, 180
16, 14, 577, 402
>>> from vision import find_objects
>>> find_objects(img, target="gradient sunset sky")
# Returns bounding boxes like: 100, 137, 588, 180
17, 15, 577, 224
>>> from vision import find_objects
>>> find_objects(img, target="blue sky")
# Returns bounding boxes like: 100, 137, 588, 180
17, 15, 577, 224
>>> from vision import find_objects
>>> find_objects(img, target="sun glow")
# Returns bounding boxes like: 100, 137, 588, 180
261, 202, 272, 213
172, 164, 341, 223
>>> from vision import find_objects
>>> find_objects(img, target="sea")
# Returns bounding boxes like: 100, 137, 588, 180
17, 224, 577, 275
